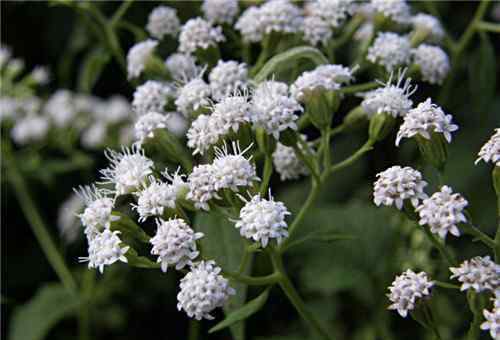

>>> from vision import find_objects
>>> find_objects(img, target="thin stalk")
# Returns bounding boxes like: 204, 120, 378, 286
293, 144, 320, 182
321, 128, 331, 171
466, 291, 484, 340
110, 0, 134, 26
187, 320, 200, 340
224, 271, 281, 286
422, 227, 456, 266
423, 304, 442, 340
260, 154, 273, 195
476, 21, 500, 33
434, 281, 460, 290
461, 222, 496, 249
79, 270, 95, 340
339, 81, 379, 95
325, 141, 373, 177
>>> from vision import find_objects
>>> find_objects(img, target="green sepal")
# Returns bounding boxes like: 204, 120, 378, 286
415, 134, 448, 172
305, 90, 337, 130
368, 112, 395, 143
144, 55, 171, 80
343, 106, 368, 131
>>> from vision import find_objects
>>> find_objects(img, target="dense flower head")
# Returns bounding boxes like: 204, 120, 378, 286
234, 192, 290, 247
175, 77, 212, 117
367, 32, 411, 72
235, 6, 265, 43
251, 81, 302, 139
212, 142, 259, 191
259, 0, 303, 36
11, 114, 49, 145
100, 146, 154, 196
481, 304, 500, 340
44, 89, 76, 128
361, 70, 416, 118
186, 114, 221, 155
146, 6, 180, 39
132, 80, 174, 116
412, 45, 450, 85
370, 0, 411, 23
373, 165, 428, 210
132, 177, 177, 222
150, 218, 204, 272
58, 193, 85, 244
75, 184, 118, 236
165, 53, 200, 81
134, 111, 169, 146
208, 60, 248, 100
178, 18, 225, 54
80, 229, 129, 273
476, 129, 500, 167
187, 164, 221, 211
450, 256, 500, 293
302, 16, 333, 46
127, 39, 158, 79
202, 0, 239, 24
396, 98, 458, 146
272, 135, 310, 181
387, 269, 434, 318
411, 13, 444, 42
177, 260, 235, 320
210, 92, 252, 134
416, 186, 468, 240
308, 0, 357, 28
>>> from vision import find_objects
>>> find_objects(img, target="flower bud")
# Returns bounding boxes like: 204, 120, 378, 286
415, 133, 448, 171
343, 106, 368, 131
369, 112, 395, 142
304, 90, 335, 130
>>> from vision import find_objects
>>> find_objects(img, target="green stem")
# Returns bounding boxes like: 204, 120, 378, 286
466, 291, 485, 340
187, 320, 200, 340
331, 15, 364, 49
110, 0, 134, 26
434, 281, 460, 290
339, 81, 379, 95
79, 270, 95, 340
4, 145, 77, 293
325, 141, 373, 177
423, 304, 442, 340
293, 143, 320, 182
461, 222, 496, 249
422, 227, 456, 266
321, 128, 331, 171
260, 154, 273, 195
269, 249, 333, 340
224, 272, 281, 286
476, 21, 500, 33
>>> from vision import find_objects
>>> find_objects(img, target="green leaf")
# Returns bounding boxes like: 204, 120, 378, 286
125, 248, 160, 269
78, 47, 111, 93
209, 288, 270, 333
469, 32, 496, 113
111, 212, 151, 243
8, 283, 80, 340
193, 212, 248, 340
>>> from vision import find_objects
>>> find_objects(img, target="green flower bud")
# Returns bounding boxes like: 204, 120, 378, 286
303, 90, 337, 130
369, 112, 395, 142
343, 106, 368, 131
415, 133, 448, 171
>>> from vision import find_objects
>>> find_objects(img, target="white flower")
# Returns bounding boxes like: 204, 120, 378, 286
127, 39, 158, 79
387, 269, 434, 318
308, 0, 357, 28
134, 111, 170, 146
367, 32, 411, 72
361, 70, 416, 118
212, 141, 259, 191
132, 80, 174, 116
187, 164, 221, 211
290, 64, 355, 101
251, 81, 302, 139
146, 6, 180, 39
416, 186, 467, 240
186, 114, 221, 155
235, 6, 265, 43
150, 218, 204, 273
202, 0, 239, 24
412, 45, 450, 85
272, 136, 310, 181
234, 192, 290, 247
302, 16, 333, 46
476, 129, 500, 167
100, 146, 154, 196
396, 98, 458, 146
57, 193, 85, 244
373, 165, 428, 210
165, 53, 200, 80
178, 18, 225, 54
31, 66, 50, 85
44, 89, 76, 128
11, 114, 49, 145
370, 0, 410, 24
209, 60, 248, 100
81, 122, 107, 149
104, 95, 133, 124
481, 305, 500, 340
165, 112, 189, 137
450, 256, 500, 293
163, 167, 189, 198
177, 260, 235, 320
175, 78, 211, 117
80, 229, 129, 273
259, 0, 303, 35
132, 177, 177, 222
411, 13, 444, 42
75, 184, 118, 236
210, 92, 252, 134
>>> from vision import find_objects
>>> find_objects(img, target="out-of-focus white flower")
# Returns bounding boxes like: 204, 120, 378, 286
11, 114, 49, 145
119, 125, 135, 146
0, 97, 20, 121
412, 45, 450, 85
450, 256, 500, 293
75, 184, 118, 237
210, 92, 252, 134
202, 0, 239, 24
235, 6, 265, 43
31, 66, 50, 85
272, 135, 310, 181
132, 176, 177, 222
370, 0, 410, 24
411, 13, 444, 42
234, 191, 290, 247
302, 16, 333, 46
134, 111, 169, 146
387, 269, 434, 318
209, 60, 248, 100
476, 129, 500, 167
481, 305, 500, 340
81, 122, 107, 149
80, 229, 129, 273
165, 53, 200, 80
127, 39, 158, 79
259, 0, 303, 35
396, 98, 458, 146
104, 95, 132, 124
361, 70, 416, 118
186, 114, 220, 155
57, 193, 85, 244
354, 22, 374, 41
100, 146, 154, 196
146, 6, 180, 39
187, 164, 220, 211
373, 165, 428, 210
0, 45, 12, 68
132, 80, 174, 116
175, 77, 211, 117
367, 32, 411, 72
150, 218, 204, 272
251, 81, 302, 139
416, 186, 468, 240
165, 112, 188, 137
44, 89, 76, 128
308, 0, 357, 28
178, 18, 225, 54
177, 260, 235, 320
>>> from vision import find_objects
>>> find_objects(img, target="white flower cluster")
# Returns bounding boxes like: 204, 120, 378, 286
387, 269, 434, 318
132, 80, 174, 116
146, 6, 180, 39
175, 77, 212, 117
127, 39, 158, 79
134, 112, 169, 146
209, 60, 248, 100
57, 193, 85, 244
370, 0, 411, 24
373, 166, 428, 210
367, 32, 411, 72
416, 186, 468, 240
202, 0, 239, 24
272, 135, 311, 181
178, 18, 225, 54
412, 45, 450, 85
301, 16, 333, 46
132, 176, 177, 222
411, 13, 445, 42
481, 295, 500, 340
396, 98, 458, 146
165, 53, 200, 81
234, 192, 290, 247
75, 185, 118, 236
307, 0, 357, 28
80, 229, 129, 274
450, 256, 500, 293
476, 129, 500, 167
